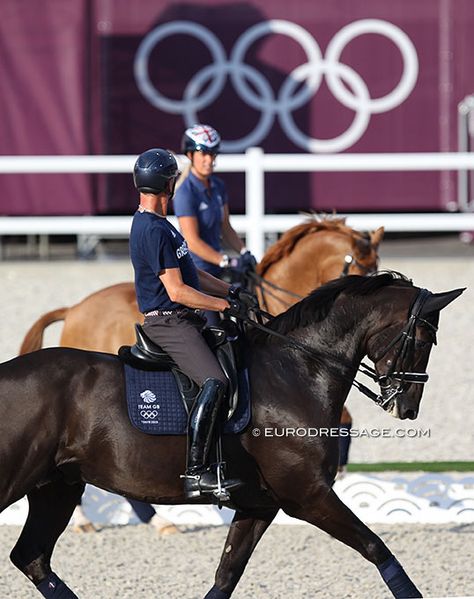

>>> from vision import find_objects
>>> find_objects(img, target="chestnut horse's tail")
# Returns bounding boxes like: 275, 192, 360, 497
19, 307, 69, 355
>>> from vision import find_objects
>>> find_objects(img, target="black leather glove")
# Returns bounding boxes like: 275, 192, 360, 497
224, 298, 248, 320
238, 250, 257, 272
228, 285, 240, 299
228, 286, 259, 310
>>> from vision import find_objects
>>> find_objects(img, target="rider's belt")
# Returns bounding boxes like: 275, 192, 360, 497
144, 308, 201, 317
144, 308, 179, 317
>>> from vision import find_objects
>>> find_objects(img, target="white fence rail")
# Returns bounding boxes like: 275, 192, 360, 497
1, 150, 474, 258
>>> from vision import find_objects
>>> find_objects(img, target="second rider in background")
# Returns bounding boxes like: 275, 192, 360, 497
174, 124, 256, 324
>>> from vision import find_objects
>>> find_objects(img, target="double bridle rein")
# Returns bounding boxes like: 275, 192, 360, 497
246, 251, 377, 311
238, 287, 436, 411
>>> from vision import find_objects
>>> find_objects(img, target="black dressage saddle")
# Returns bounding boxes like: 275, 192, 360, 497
119, 322, 241, 419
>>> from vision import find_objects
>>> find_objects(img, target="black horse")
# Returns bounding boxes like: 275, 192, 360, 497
0, 273, 463, 598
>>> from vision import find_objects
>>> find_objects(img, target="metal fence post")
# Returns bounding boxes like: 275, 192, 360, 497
245, 147, 265, 258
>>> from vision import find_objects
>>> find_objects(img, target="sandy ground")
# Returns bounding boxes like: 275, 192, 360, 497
0, 522, 472, 598
0, 235, 472, 462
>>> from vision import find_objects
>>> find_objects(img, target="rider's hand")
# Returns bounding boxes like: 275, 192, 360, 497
228, 286, 258, 309
224, 298, 247, 320
238, 250, 257, 272
228, 285, 240, 299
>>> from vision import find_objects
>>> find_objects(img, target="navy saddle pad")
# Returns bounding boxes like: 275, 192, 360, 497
124, 364, 251, 435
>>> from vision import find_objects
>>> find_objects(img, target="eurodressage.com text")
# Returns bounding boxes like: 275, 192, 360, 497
251, 427, 431, 438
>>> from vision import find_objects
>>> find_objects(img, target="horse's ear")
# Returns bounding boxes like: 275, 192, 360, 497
370, 226, 384, 247
421, 288, 466, 315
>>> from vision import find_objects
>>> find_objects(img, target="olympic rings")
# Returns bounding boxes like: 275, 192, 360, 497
140, 410, 159, 419
229, 20, 324, 113
134, 18, 418, 152
324, 19, 418, 114
279, 61, 371, 153
183, 62, 275, 152
134, 20, 227, 114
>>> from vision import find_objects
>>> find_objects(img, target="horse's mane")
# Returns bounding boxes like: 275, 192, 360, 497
257, 215, 368, 276
254, 271, 413, 343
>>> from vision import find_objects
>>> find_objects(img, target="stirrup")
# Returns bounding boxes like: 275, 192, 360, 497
180, 466, 242, 501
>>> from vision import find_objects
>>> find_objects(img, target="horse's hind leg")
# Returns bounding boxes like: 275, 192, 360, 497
204, 509, 278, 599
287, 487, 422, 598
10, 478, 84, 598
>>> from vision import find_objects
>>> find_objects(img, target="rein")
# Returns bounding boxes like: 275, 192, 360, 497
237, 287, 435, 410
246, 270, 303, 311
236, 310, 354, 384
245, 250, 374, 311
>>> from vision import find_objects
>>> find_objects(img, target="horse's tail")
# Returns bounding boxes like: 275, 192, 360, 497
19, 307, 69, 355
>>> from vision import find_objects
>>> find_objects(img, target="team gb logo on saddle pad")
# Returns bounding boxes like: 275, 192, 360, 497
124, 365, 251, 435
140, 389, 157, 404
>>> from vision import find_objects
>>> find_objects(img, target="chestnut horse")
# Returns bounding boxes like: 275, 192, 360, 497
1, 273, 463, 598
19, 217, 384, 355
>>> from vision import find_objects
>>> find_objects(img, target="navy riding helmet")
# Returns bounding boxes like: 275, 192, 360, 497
181, 124, 221, 155
133, 148, 179, 196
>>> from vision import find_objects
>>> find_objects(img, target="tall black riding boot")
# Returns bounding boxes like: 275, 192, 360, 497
182, 378, 243, 500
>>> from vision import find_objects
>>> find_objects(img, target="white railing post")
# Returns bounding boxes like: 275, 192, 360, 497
244, 147, 265, 258
457, 96, 474, 211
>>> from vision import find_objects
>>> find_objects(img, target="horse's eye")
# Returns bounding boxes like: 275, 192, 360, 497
415, 336, 436, 349
415, 340, 428, 349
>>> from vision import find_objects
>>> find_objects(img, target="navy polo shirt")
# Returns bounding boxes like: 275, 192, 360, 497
129, 211, 200, 313
173, 171, 228, 276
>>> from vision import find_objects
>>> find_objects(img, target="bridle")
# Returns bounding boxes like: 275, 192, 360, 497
350, 288, 437, 409
341, 253, 377, 276
236, 287, 437, 411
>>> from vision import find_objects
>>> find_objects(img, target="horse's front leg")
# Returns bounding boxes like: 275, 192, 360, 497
204, 509, 278, 599
286, 486, 422, 598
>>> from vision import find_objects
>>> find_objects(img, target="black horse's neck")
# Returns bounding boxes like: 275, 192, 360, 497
248, 273, 416, 417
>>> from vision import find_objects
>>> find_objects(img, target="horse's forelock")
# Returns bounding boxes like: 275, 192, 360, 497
352, 233, 372, 257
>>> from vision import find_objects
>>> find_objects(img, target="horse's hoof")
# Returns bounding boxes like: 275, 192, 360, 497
154, 523, 181, 536
72, 522, 98, 533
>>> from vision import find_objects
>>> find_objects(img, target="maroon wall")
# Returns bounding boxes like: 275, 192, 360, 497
1, 0, 474, 215
0, 0, 93, 215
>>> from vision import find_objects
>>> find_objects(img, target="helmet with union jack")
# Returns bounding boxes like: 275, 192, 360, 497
181, 124, 221, 155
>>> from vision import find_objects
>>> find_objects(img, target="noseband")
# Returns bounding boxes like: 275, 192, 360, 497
352, 288, 438, 409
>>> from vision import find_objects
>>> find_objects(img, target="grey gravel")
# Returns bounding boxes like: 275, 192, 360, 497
0, 523, 472, 598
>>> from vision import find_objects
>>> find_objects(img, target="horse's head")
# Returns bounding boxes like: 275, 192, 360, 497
345, 226, 384, 276
366, 286, 464, 419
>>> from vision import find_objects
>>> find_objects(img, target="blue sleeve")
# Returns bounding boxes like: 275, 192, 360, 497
147, 227, 179, 274
173, 181, 198, 217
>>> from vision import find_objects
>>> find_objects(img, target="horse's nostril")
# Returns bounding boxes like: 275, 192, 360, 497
405, 410, 417, 420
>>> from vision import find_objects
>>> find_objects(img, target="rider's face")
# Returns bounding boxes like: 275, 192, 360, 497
189, 150, 217, 180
